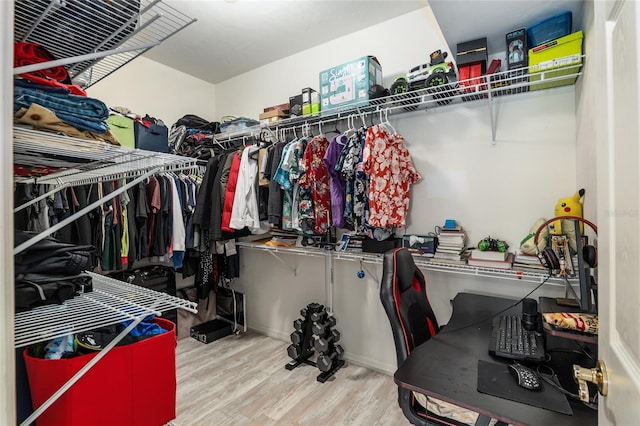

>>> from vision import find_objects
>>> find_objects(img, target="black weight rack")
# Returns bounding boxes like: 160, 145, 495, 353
286, 302, 344, 383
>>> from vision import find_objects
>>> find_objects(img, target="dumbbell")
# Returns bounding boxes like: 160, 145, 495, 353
287, 343, 302, 360
293, 318, 306, 332
290, 331, 304, 345
310, 307, 327, 322
317, 345, 344, 372
314, 329, 340, 354
312, 316, 336, 335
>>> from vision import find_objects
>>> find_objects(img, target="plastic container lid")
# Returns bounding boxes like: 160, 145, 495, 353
527, 11, 572, 48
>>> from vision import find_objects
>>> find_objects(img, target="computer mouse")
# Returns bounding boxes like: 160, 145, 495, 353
509, 363, 541, 391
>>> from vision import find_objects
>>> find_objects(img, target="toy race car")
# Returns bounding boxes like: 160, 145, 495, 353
391, 50, 459, 108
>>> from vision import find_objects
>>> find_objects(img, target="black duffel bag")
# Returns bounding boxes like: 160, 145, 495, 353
15, 272, 93, 312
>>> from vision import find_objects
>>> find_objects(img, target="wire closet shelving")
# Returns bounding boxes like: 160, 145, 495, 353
13, 0, 197, 88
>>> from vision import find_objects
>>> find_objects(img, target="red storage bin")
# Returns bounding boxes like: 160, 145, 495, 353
24, 318, 177, 426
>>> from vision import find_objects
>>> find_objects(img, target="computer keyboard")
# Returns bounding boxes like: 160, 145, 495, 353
489, 315, 546, 363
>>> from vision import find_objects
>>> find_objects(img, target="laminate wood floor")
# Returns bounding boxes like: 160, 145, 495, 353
174, 331, 408, 425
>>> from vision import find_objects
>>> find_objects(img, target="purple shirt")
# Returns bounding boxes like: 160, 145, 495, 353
323, 134, 348, 229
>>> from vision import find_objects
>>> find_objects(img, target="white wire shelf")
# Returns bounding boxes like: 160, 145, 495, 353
14, 272, 198, 348
236, 241, 571, 286
13, 126, 199, 186
216, 57, 583, 144
14, 0, 196, 88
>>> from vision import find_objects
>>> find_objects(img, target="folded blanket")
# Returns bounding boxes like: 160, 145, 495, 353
15, 104, 121, 146
14, 42, 88, 96
15, 86, 109, 134
14, 41, 70, 83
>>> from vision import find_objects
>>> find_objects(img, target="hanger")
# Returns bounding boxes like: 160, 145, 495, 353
333, 118, 341, 135
368, 109, 376, 127
212, 136, 225, 150
383, 108, 397, 134
344, 114, 357, 138
356, 109, 366, 130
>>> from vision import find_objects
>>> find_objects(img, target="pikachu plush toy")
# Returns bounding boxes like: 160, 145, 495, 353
550, 188, 585, 251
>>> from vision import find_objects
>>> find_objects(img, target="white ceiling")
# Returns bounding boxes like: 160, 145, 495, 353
144, 0, 427, 84
429, 0, 585, 58
144, 0, 585, 86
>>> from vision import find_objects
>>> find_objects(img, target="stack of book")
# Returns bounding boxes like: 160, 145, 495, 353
431, 226, 468, 264
512, 252, 547, 271
467, 249, 514, 270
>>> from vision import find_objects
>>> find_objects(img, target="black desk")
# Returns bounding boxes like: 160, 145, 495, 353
394, 293, 597, 426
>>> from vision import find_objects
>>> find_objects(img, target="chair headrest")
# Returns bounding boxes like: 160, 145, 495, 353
394, 248, 418, 292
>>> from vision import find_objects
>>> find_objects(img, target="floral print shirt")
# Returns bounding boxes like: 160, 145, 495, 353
299, 136, 331, 234
362, 125, 421, 228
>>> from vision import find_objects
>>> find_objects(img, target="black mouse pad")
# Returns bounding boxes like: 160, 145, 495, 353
477, 360, 573, 415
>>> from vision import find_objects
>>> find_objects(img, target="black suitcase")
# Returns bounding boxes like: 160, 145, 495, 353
108, 266, 178, 326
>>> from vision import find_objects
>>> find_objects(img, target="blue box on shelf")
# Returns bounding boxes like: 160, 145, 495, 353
319, 56, 383, 114
527, 11, 572, 48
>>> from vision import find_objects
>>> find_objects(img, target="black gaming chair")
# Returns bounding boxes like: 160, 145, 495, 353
380, 247, 446, 425
381, 248, 505, 426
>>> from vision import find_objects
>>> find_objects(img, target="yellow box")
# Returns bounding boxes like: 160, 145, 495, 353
528, 30, 583, 90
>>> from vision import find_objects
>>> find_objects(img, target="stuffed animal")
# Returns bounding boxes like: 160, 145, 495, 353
550, 188, 585, 235
519, 218, 549, 255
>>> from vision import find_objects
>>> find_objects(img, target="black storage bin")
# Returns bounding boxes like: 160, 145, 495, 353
190, 319, 233, 344
134, 121, 169, 153
362, 237, 402, 254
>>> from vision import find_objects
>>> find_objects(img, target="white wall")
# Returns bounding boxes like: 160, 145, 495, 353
215, 8, 580, 374
214, 7, 447, 118
87, 56, 217, 127
575, 2, 597, 225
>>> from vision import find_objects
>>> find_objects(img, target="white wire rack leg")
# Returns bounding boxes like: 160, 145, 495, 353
325, 253, 333, 314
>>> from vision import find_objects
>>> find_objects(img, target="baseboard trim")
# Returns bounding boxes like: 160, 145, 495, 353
247, 324, 396, 376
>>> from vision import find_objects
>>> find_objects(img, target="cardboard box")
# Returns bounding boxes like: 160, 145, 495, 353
456, 37, 487, 73
319, 56, 382, 113
289, 94, 303, 117
259, 109, 289, 126
302, 87, 320, 116
264, 103, 289, 114
529, 31, 583, 91
459, 63, 485, 101
506, 28, 528, 70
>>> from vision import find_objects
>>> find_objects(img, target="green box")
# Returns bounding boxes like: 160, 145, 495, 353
319, 56, 382, 113
528, 30, 583, 90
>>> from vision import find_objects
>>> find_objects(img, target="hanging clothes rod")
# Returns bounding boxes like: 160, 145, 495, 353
13, 181, 68, 213
13, 127, 199, 186
14, 168, 157, 255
